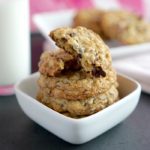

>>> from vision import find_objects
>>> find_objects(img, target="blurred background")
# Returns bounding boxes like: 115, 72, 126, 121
0, 0, 150, 95
30, 0, 148, 32
30, 0, 150, 94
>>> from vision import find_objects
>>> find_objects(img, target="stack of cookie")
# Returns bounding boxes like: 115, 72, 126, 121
73, 9, 150, 44
37, 26, 119, 118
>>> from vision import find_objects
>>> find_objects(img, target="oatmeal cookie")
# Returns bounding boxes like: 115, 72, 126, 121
73, 8, 108, 39
39, 49, 80, 76
38, 68, 118, 100
101, 10, 150, 44
37, 84, 119, 117
50, 26, 112, 77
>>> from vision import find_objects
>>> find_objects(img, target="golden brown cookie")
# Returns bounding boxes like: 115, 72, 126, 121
38, 49, 80, 77
73, 8, 108, 39
38, 68, 118, 100
50, 26, 112, 77
37, 84, 119, 117
101, 10, 150, 44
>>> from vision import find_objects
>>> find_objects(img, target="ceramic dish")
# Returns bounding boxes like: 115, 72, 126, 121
33, 9, 150, 59
15, 73, 141, 144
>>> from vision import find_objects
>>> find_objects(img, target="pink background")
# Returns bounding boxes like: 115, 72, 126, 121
30, 0, 145, 31
30, 0, 93, 31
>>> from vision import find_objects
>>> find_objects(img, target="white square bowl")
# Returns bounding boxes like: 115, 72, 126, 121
15, 73, 141, 144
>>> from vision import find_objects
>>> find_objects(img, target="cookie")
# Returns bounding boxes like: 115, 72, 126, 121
50, 26, 112, 77
73, 8, 108, 39
101, 10, 150, 44
38, 68, 118, 100
38, 49, 80, 77
37, 84, 119, 117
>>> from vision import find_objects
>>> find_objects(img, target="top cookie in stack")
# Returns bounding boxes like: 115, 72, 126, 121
50, 26, 112, 77
37, 26, 119, 118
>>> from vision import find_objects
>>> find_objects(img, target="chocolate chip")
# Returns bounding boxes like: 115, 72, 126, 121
92, 67, 106, 77
77, 54, 82, 58
69, 32, 76, 37
61, 37, 67, 42
64, 59, 81, 72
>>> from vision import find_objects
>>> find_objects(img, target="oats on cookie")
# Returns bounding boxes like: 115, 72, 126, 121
50, 26, 112, 77
37, 84, 119, 117
39, 49, 80, 77
38, 68, 118, 100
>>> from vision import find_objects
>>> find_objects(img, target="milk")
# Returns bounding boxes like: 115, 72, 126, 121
0, 0, 30, 86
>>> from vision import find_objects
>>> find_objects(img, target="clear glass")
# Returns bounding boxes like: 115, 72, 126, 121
0, 0, 30, 95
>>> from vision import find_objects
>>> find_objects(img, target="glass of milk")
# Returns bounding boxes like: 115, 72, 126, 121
0, 0, 30, 95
